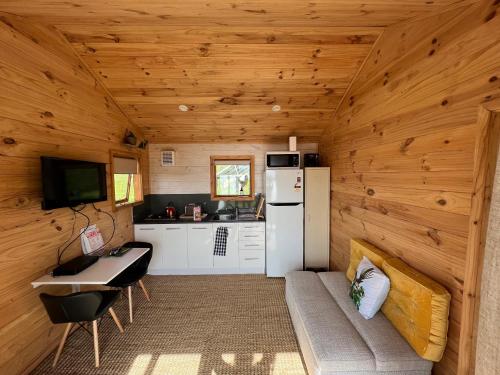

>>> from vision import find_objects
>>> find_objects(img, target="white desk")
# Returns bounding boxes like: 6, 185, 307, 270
32, 248, 150, 292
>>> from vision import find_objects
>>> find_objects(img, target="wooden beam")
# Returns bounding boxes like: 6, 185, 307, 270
458, 106, 500, 375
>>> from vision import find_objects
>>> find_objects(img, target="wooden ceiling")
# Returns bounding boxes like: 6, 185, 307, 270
0, 1, 477, 143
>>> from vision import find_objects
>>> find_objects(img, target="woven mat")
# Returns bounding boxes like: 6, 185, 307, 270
31, 275, 307, 375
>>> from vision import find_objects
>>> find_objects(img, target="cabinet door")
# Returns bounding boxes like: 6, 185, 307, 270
304, 168, 330, 269
213, 223, 239, 269
134, 225, 163, 270
164, 225, 188, 269
187, 224, 214, 269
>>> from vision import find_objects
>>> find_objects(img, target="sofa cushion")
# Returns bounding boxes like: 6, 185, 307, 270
347, 239, 392, 281
285, 271, 376, 373
318, 272, 433, 373
381, 258, 451, 362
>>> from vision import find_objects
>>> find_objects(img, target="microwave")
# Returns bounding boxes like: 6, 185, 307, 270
266, 151, 300, 169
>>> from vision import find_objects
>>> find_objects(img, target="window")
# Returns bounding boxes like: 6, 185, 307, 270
110, 151, 144, 209
210, 156, 255, 201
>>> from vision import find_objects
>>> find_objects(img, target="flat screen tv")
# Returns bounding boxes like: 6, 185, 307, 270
41, 156, 107, 210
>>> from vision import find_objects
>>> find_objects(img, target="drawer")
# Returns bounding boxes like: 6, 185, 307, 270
238, 222, 265, 232
238, 241, 265, 251
239, 231, 265, 242
239, 251, 265, 269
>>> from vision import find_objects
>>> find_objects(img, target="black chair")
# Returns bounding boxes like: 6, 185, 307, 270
40, 290, 124, 368
106, 241, 153, 323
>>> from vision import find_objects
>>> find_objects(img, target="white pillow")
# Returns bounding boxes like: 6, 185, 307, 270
350, 256, 390, 319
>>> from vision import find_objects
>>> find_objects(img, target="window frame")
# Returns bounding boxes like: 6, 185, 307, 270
210, 155, 255, 201
110, 150, 144, 210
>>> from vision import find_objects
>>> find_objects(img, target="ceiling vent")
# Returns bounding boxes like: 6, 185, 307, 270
161, 150, 175, 166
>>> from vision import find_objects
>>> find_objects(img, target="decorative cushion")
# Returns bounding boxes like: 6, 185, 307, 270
350, 257, 390, 319
346, 239, 391, 281
381, 258, 451, 362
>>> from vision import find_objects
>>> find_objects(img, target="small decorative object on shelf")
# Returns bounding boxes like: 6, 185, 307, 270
137, 140, 148, 149
124, 130, 137, 146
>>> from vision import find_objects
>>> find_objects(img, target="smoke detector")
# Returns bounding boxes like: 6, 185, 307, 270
271, 105, 281, 112
178, 104, 189, 112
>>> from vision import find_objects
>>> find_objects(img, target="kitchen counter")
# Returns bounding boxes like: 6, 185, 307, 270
134, 214, 265, 224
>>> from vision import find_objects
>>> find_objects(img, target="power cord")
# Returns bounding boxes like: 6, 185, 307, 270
57, 204, 90, 265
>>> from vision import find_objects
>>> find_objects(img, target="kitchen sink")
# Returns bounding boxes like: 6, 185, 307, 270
211, 214, 236, 221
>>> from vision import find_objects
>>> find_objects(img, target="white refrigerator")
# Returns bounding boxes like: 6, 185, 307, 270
265, 169, 304, 277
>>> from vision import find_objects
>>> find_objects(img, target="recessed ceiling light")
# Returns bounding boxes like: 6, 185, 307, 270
272, 105, 281, 112
178, 104, 189, 112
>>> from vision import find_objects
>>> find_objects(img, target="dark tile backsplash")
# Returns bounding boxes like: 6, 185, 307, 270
133, 193, 263, 221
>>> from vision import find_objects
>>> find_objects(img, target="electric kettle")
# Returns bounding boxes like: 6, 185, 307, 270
165, 202, 176, 219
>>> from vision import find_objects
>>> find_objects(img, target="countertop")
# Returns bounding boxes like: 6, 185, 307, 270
134, 214, 265, 225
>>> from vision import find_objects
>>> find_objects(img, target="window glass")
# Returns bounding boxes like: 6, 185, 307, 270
215, 164, 251, 196
111, 154, 143, 208
210, 156, 254, 201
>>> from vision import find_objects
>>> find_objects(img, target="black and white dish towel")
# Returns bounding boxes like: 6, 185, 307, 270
214, 227, 229, 256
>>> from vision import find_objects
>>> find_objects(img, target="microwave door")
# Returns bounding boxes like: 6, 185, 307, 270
267, 154, 289, 168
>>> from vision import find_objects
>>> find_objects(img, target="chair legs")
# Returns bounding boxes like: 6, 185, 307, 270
92, 321, 99, 367
125, 280, 150, 323
53, 310, 123, 368
128, 286, 133, 323
53, 323, 73, 367
138, 279, 151, 302
109, 307, 124, 333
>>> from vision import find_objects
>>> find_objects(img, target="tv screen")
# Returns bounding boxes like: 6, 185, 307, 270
41, 157, 107, 210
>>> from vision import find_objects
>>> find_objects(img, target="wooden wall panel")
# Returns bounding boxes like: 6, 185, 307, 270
0, 14, 147, 375
318, 2, 500, 375
149, 143, 318, 194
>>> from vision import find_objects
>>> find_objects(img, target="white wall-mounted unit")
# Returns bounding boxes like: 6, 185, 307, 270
304, 167, 330, 270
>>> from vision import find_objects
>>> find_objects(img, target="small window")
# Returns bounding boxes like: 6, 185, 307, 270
210, 156, 255, 201
110, 152, 144, 209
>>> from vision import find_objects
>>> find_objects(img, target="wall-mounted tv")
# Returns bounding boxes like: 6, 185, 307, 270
41, 157, 107, 210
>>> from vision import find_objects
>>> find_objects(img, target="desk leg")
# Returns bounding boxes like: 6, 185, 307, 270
72, 285, 80, 293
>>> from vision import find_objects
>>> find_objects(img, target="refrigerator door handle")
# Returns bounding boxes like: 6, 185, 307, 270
268, 203, 301, 206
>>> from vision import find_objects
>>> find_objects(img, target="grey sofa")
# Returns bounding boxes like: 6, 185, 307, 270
285, 271, 433, 375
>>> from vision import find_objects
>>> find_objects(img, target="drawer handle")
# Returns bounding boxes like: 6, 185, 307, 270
139, 228, 155, 231
245, 244, 261, 247
192, 227, 208, 230
244, 257, 259, 261
244, 226, 257, 229
244, 235, 259, 238
166, 228, 181, 230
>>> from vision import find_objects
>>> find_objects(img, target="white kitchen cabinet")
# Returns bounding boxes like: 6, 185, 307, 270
304, 168, 330, 270
163, 225, 188, 269
239, 250, 265, 269
238, 222, 265, 273
213, 223, 239, 269
187, 224, 214, 269
134, 221, 265, 274
134, 224, 164, 270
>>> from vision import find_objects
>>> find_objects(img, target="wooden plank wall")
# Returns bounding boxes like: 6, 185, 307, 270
318, 1, 500, 375
149, 143, 317, 194
0, 14, 148, 375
